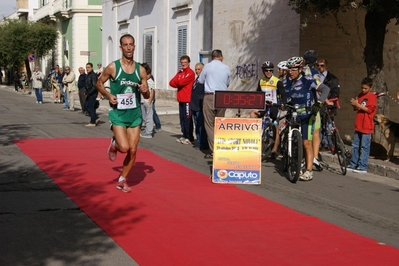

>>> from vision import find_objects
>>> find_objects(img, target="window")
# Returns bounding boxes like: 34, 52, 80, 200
143, 32, 153, 71
177, 25, 187, 70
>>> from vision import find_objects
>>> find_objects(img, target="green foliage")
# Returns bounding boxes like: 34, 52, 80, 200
288, 0, 399, 23
0, 19, 58, 67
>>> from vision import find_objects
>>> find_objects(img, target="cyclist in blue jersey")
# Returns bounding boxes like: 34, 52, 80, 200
302, 50, 324, 171
285, 57, 330, 181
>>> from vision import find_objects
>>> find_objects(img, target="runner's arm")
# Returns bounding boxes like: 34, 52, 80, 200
97, 62, 116, 104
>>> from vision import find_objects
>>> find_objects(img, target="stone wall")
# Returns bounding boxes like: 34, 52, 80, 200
299, 9, 399, 139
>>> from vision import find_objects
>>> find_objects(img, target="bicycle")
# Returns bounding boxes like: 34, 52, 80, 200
319, 98, 349, 175
260, 102, 277, 161
278, 103, 304, 183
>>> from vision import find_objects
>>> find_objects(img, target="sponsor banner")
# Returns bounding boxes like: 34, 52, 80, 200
212, 117, 262, 184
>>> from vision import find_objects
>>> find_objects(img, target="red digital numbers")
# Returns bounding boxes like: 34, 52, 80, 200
215, 91, 265, 109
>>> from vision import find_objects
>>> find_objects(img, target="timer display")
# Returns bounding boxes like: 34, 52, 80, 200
214, 91, 265, 109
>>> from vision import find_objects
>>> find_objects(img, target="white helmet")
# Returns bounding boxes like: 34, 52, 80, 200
277, 61, 288, 70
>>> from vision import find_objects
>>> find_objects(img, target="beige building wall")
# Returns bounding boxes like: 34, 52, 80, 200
300, 9, 399, 138
17, 0, 28, 9
213, 0, 300, 117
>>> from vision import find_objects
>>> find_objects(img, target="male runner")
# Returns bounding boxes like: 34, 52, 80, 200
96, 34, 150, 193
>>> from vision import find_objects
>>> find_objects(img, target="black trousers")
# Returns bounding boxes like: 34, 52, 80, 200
85, 94, 98, 124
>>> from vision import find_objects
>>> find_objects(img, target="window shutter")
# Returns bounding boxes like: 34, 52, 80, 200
143, 33, 153, 71
177, 26, 187, 70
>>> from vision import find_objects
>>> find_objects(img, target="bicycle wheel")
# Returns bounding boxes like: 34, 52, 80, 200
280, 131, 289, 172
333, 129, 347, 175
287, 129, 303, 183
261, 122, 275, 161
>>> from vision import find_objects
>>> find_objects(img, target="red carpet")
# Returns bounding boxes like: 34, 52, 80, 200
16, 138, 399, 265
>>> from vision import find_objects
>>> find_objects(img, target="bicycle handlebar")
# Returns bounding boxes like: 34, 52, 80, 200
326, 97, 340, 109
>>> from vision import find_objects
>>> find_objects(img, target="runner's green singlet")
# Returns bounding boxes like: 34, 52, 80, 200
108, 60, 142, 128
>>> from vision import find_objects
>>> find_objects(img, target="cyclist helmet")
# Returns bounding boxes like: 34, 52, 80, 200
277, 61, 288, 70
286, 57, 304, 68
303, 50, 318, 65
261, 61, 274, 69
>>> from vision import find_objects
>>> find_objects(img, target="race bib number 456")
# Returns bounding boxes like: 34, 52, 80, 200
117, 93, 136, 110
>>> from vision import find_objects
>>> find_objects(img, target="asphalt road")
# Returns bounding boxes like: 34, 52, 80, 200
1, 87, 399, 265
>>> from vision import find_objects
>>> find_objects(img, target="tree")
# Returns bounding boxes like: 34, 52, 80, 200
0, 19, 57, 77
288, 0, 398, 159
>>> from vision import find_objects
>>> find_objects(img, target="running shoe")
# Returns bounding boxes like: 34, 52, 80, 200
347, 165, 355, 170
299, 170, 313, 181
313, 158, 323, 171
176, 137, 185, 143
270, 151, 277, 159
85, 123, 96, 127
107, 137, 117, 161
140, 133, 153, 139
181, 138, 191, 145
353, 169, 367, 174
116, 179, 131, 193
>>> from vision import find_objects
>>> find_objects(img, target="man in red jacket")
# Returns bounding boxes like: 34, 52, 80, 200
169, 55, 196, 144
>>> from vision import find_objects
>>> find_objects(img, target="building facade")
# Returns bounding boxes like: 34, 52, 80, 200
33, 0, 102, 76
102, 0, 212, 97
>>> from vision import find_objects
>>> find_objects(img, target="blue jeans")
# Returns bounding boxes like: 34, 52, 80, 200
34, 88, 43, 102
349, 131, 371, 171
63, 90, 69, 109
192, 110, 209, 149
152, 102, 161, 129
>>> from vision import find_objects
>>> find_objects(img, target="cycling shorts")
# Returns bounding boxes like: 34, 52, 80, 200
109, 107, 142, 128
299, 112, 320, 141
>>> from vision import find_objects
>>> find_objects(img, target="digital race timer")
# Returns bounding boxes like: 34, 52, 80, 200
214, 91, 265, 109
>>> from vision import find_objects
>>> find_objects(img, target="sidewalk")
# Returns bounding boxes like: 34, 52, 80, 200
3, 85, 399, 180
39, 89, 179, 116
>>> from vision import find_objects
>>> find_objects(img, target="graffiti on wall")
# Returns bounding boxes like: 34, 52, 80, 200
235, 62, 258, 82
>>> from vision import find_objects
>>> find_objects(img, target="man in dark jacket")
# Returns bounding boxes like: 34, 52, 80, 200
13, 70, 21, 92
77, 67, 87, 114
317, 58, 340, 150
84, 63, 99, 127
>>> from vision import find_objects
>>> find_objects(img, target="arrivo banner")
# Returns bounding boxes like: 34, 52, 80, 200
212, 117, 262, 184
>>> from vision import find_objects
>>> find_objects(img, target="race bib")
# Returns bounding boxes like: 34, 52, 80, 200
117, 93, 136, 110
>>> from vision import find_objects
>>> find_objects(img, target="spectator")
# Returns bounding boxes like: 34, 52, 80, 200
152, 74, 162, 133
96, 62, 104, 100
169, 55, 196, 145
58, 67, 68, 110
20, 71, 28, 95
317, 58, 340, 150
198, 49, 230, 159
31, 66, 44, 104
13, 70, 21, 92
140, 62, 155, 138
51, 65, 61, 103
63, 66, 77, 111
348, 77, 377, 173
84, 63, 99, 127
77, 67, 87, 115
191, 62, 209, 150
